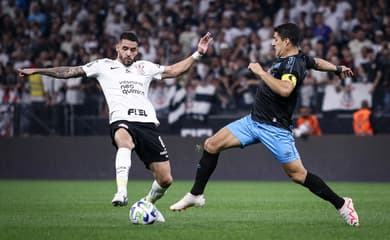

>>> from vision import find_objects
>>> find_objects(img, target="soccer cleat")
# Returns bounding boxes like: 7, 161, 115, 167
338, 197, 360, 226
111, 193, 128, 207
154, 206, 166, 223
169, 192, 206, 211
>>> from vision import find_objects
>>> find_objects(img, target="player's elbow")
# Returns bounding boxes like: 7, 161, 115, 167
279, 88, 292, 97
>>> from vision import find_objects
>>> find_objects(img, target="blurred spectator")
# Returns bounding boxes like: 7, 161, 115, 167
289, 0, 315, 25
257, 16, 274, 42
20, 66, 47, 135
189, 76, 216, 121
139, 36, 157, 62
27, 2, 48, 34
179, 23, 199, 56
104, 11, 125, 38
293, 106, 322, 138
0, 104, 13, 137
59, 14, 78, 36
274, 0, 291, 27
352, 100, 374, 136
378, 46, 390, 114
231, 74, 259, 111
0, 64, 7, 103
348, 26, 373, 67
148, 79, 175, 118
64, 75, 85, 116
366, 47, 386, 114
299, 70, 316, 109
2, 62, 21, 104
340, 8, 359, 43
359, 48, 382, 84
322, 0, 343, 36
312, 12, 333, 44
214, 75, 234, 112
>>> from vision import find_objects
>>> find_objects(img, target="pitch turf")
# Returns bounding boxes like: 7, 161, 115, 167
0, 180, 389, 240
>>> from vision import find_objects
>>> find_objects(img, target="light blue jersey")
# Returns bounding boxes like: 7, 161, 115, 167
226, 115, 300, 163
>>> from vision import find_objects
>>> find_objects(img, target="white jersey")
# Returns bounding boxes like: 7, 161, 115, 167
82, 58, 165, 124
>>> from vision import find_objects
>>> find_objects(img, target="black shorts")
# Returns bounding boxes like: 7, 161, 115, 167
110, 120, 169, 168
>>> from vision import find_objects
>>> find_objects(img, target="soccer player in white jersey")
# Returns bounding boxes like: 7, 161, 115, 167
18, 31, 213, 222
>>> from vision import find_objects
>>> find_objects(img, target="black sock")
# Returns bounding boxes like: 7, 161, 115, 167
190, 150, 219, 195
302, 172, 345, 209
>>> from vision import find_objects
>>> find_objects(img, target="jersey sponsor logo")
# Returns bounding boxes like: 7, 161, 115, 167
281, 73, 297, 87
110, 66, 119, 70
121, 87, 145, 95
128, 108, 148, 117
119, 81, 145, 95
120, 81, 145, 95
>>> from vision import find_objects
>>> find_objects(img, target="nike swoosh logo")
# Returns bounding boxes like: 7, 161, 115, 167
110, 67, 119, 70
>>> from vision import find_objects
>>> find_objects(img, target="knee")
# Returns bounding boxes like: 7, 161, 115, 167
157, 175, 173, 188
287, 171, 307, 184
203, 137, 219, 154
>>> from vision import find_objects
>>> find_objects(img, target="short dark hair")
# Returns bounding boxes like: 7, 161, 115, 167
274, 23, 302, 46
120, 32, 139, 43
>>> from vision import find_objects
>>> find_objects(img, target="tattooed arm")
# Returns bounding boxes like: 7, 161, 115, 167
18, 66, 86, 79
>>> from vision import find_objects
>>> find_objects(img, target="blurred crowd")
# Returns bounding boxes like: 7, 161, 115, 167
0, 0, 389, 136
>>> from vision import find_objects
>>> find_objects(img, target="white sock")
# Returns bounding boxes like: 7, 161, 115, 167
115, 147, 131, 195
146, 180, 168, 203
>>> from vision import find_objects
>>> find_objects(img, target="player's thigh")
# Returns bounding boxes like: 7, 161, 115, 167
149, 161, 172, 187
257, 124, 300, 163
114, 128, 135, 149
204, 127, 241, 153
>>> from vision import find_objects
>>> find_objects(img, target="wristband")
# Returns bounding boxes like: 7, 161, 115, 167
192, 51, 203, 60
335, 65, 342, 75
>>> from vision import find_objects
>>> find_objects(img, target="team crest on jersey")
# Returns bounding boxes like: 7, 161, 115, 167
135, 63, 145, 75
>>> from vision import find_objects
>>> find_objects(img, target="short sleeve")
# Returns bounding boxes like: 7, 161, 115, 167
305, 55, 316, 70
82, 59, 101, 78
138, 61, 165, 80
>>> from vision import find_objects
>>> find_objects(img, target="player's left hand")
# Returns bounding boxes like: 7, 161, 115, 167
339, 66, 354, 78
197, 32, 213, 55
248, 62, 265, 75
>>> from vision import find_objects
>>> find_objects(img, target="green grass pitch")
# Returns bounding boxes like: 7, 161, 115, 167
0, 180, 389, 240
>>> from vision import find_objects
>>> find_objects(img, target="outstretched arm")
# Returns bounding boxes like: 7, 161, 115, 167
18, 66, 86, 79
313, 58, 353, 78
248, 62, 295, 97
162, 32, 213, 79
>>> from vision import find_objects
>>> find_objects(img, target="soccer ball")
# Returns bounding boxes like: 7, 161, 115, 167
129, 200, 157, 225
